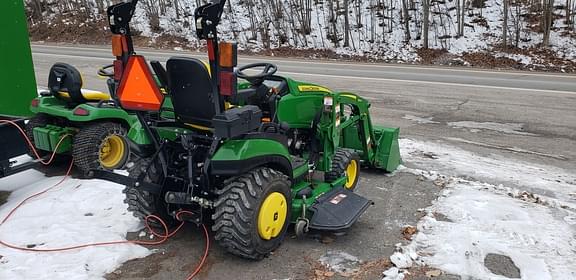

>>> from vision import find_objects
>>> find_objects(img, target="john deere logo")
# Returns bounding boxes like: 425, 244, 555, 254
298, 85, 331, 93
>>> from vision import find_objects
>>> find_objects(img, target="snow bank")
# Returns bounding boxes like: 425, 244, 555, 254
416, 181, 576, 279
388, 139, 576, 279
0, 169, 149, 279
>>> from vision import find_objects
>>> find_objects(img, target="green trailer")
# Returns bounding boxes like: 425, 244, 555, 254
0, 0, 39, 177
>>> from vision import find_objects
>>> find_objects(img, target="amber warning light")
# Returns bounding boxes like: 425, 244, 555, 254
117, 55, 164, 111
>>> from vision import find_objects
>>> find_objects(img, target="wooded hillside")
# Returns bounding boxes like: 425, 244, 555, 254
25, 0, 576, 71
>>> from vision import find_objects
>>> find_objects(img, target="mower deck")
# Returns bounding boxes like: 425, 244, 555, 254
308, 187, 373, 231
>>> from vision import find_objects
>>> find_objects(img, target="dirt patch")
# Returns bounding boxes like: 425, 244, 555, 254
417, 48, 449, 65
404, 266, 461, 280
462, 52, 520, 69
306, 256, 391, 280
484, 253, 521, 278
29, 15, 109, 45
105, 250, 176, 280
0, 191, 10, 206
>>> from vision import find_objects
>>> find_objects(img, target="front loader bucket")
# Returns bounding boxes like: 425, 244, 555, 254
373, 126, 401, 172
0, 0, 37, 118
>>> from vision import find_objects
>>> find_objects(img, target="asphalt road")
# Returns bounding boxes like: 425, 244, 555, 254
29, 44, 576, 279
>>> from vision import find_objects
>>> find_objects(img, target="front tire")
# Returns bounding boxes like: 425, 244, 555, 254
326, 149, 361, 191
212, 167, 291, 260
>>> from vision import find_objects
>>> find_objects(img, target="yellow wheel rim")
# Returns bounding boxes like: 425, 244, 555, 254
257, 192, 288, 240
99, 135, 126, 169
344, 160, 358, 189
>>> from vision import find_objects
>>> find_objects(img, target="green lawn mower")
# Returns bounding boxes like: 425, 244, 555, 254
83, 0, 401, 260
0, 0, 134, 176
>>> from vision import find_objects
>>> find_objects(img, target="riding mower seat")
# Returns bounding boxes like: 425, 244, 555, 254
48, 63, 111, 103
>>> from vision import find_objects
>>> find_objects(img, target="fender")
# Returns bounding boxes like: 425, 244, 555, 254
210, 139, 293, 178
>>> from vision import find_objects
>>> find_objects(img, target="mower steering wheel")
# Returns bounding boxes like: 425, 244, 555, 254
98, 64, 114, 78
236, 63, 278, 84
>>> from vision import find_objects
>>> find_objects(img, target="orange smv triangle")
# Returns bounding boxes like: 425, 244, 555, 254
117, 55, 164, 111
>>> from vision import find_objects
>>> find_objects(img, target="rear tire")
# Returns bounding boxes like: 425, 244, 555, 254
326, 149, 361, 191
25, 114, 51, 159
72, 122, 129, 173
212, 167, 291, 260
124, 159, 177, 229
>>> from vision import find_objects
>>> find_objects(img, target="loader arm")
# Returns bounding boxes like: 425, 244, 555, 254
335, 92, 401, 172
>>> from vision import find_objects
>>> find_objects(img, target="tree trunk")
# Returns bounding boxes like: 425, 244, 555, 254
503, 0, 508, 49
542, 0, 553, 47
423, 0, 430, 48
402, 0, 411, 42
344, 0, 350, 47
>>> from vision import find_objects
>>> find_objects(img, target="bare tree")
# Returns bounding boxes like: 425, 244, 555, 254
402, 0, 411, 42
503, 0, 509, 49
422, 0, 430, 48
542, 0, 554, 47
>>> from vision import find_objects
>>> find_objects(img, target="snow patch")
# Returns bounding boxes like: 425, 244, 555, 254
400, 138, 576, 209
0, 173, 149, 279
415, 181, 576, 280
389, 138, 576, 279
448, 121, 536, 136
318, 251, 361, 274
382, 266, 405, 280
402, 115, 439, 124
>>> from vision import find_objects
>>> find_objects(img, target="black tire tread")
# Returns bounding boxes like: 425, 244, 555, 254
25, 114, 51, 158
326, 148, 356, 182
72, 122, 127, 173
123, 159, 176, 228
212, 167, 290, 260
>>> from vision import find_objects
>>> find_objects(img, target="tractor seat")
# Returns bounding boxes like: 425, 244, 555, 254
48, 63, 111, 103
166, 57, 217, 128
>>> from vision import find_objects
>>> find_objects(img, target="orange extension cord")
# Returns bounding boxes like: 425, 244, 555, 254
0, 119, 209, 280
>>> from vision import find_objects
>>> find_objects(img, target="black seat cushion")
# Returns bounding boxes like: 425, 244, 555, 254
48, 63, 85, 103
166, 57, 216, 127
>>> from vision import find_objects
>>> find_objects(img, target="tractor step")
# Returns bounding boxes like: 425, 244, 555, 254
308, 187, 373, 231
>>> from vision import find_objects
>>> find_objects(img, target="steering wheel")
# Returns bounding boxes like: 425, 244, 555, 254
236, 63, 278, 84
98, 64, 114, 78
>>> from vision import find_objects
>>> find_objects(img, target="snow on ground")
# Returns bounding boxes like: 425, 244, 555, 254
383, 139, 576, 279
0, 166, 149, 279
447, 121, 536, 136
402, 115, 439, 125
401, 139, 576, 210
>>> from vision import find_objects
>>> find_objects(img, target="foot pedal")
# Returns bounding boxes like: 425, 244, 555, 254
308, 187, 373, 231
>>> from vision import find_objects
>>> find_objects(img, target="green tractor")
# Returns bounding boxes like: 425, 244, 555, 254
87, 0, 401, 260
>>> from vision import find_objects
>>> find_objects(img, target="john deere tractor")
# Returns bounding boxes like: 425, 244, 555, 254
87, 0, 401, 260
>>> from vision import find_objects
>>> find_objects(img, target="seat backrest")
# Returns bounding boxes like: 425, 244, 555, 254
48, 63, 85, 103
166, 57, 216, 127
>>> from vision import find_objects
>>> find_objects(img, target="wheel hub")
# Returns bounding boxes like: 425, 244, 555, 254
344, 160, 358, 189
258, 192, 287, 240
99, 135, 126, 169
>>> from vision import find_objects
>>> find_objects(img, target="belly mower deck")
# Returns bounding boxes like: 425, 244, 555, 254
308, 187, 373, 231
